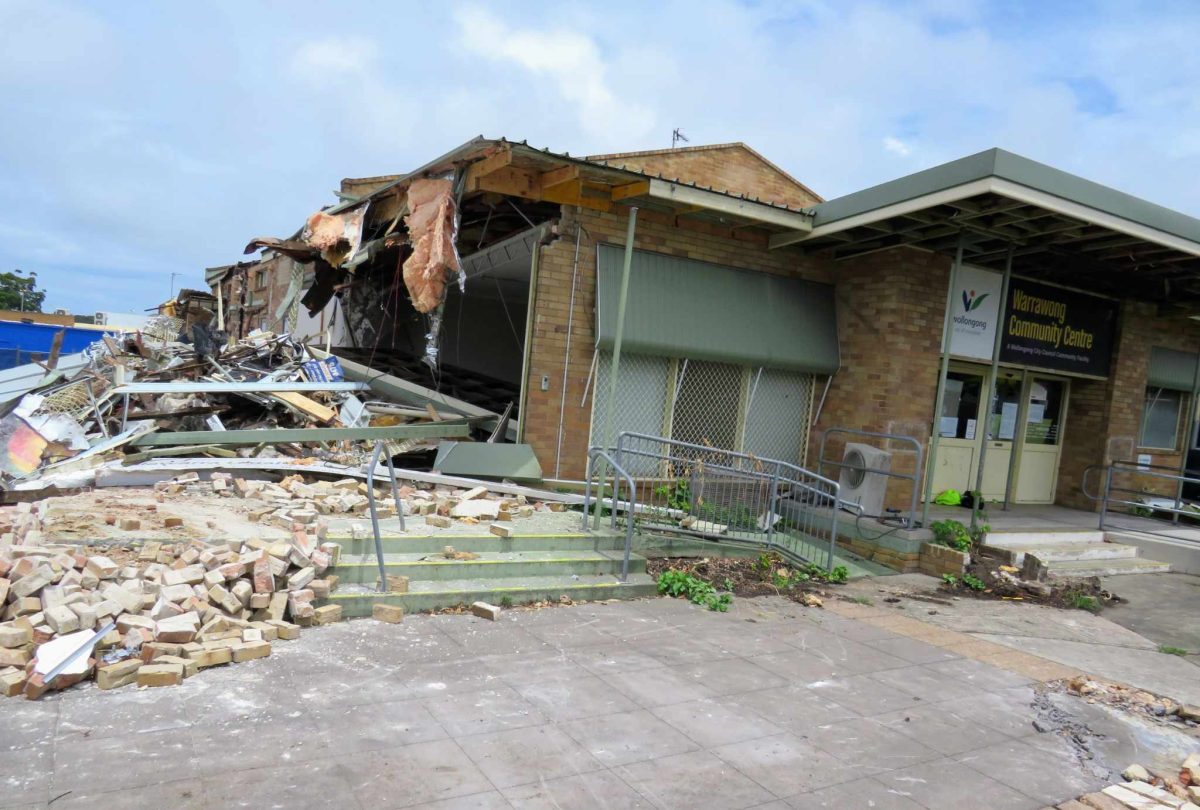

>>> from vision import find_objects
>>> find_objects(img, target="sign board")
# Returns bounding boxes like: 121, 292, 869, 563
999, 279, 1116, 377
948, 265, 1003, 360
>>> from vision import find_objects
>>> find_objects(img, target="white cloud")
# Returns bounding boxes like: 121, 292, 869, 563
453, 5, 655, 140
883, 136, 912, 157
290, 36, 380, 79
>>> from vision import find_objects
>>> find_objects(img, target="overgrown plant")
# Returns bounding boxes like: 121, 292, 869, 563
930, 517, 988, 552
656, 569, 732, 612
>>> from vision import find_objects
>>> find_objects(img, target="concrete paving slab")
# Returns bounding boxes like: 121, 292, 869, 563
5, 594, 1152, 810
558, 708, 700, 766
502, 769, 650, 809
975, 631, 1200, 704
455, 724, 604, 789
1100, 571, 1200, 656
650, 697, 785, 748
616, 749, 775, 809
874, 758, 1043, 809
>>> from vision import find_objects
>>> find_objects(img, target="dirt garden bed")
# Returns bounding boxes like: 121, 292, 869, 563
645, 552, 845, 608
936, 548, 1123, 613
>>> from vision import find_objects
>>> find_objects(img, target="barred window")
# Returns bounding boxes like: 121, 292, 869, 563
589, 350, 813, 466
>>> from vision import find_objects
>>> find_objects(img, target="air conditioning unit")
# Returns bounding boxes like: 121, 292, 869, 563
94, 312, 107, 325
838, 442, 892, 517
53, 309, 68, 316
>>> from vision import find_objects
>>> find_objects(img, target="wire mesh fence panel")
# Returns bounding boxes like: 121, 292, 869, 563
589, 351, 670, 475
742, 368, 813, 466
669, 359, 744, 452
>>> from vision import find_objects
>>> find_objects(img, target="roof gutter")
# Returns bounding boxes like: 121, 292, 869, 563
645, 178, 813, 232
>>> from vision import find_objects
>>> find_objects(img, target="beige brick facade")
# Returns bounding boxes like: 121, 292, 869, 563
523, 204, 834, 480
587, 143, 822, 210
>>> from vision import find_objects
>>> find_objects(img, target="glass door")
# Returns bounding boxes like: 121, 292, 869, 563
931, 366, 986, 496
1014, 377, 1068, 503
978, 371, 1024, 501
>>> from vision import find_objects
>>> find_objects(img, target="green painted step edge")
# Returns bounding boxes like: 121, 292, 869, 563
318, 580, 658, 616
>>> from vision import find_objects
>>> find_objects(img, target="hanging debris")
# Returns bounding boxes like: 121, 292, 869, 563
402, 177, 463, 314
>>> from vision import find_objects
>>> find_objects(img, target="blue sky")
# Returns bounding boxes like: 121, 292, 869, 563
1, 0, 1198, 315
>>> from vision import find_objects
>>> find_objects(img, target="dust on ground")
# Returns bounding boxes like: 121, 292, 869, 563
32, 489, 291, 543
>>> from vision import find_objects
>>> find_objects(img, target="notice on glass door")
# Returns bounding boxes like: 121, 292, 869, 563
999, 402, 1018, 440
965, 419, 977, 440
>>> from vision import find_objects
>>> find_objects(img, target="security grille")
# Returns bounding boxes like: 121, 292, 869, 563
590, 351, 812, 467
742, 367, 814, 466
670, 359, 743, 451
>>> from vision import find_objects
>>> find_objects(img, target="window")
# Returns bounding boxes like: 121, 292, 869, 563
1140, 387, 1184, 450
590, 351, 814, 466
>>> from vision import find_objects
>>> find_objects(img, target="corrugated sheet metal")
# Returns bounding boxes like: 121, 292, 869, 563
1148, 346, 1200, 391
595, 246, 839, 374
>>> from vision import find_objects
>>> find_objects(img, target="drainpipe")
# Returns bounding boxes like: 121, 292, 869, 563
972, 245, 1014, 531
921, 233, 966, 529
593, 207, 639, 528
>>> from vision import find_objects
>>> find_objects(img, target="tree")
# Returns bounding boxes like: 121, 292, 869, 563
0, 270, 45, 312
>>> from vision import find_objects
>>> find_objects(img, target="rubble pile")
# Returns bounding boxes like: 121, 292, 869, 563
0, 320, 471, 493
1054, 753, 1200, 809
0, 503, 346, 699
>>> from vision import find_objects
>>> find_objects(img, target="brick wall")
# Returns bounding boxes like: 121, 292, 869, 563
811, 248, 952, 510
587, 144, 821, 210
522, 205, 833, 480
1064, 301, 1200, 507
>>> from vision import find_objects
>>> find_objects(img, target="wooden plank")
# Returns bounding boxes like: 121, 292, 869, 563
611, 180, 650, 201
129, 422, 473, 447
270, 391, 337, 424
464, 147, 514, 183
539, 165, 580, 189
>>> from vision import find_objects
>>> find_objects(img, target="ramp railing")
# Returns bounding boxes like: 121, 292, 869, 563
1083, 459, 1200, 539
582, 432, 842, 570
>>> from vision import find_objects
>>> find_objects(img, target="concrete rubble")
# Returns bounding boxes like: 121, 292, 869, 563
1054, 752, 1200, 809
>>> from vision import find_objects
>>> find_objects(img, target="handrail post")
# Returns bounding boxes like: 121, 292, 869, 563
1099, 464, 1112, 531
366, 441, 390, 593
382, 445, 405, 532
828, 481, 841, 571
582, 453, 595, 532
766, 464, 781, 550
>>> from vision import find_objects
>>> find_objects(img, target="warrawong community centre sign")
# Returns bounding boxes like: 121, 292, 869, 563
949, 265, 1117, 377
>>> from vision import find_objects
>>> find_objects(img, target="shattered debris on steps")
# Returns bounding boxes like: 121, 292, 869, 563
0, 450, 575, 697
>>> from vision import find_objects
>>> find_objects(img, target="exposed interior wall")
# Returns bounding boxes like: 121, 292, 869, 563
588, 144, 821, 209
522, 205, 834, 481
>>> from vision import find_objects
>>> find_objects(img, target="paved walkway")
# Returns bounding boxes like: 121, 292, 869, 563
2, 596, 1118, 810
839, 573, 1200, 706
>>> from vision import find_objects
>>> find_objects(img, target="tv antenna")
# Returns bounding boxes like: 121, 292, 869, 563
671, 128, 689, 149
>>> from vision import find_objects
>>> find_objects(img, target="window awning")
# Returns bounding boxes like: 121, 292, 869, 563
595, 245, 839, 374
1148, 346, 1200, 391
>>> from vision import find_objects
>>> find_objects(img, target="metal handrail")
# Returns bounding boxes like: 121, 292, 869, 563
581, 448, 635, 581
1084, 459, 1200, 534
816, 427, 924, 529
609, 432, 842, 570
366, 440, 406, 593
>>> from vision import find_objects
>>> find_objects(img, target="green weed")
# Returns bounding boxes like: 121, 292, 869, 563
1159, 645, 1188, 656
657, 569, 733, 612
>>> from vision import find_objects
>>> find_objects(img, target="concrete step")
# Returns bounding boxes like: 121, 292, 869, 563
982, 541, 1139, 567
317, 572, 658, 616
983, 530, 1106, 549
327, 532, 626, 556
1041, 557, 1171, 579
328, 549, 645, 584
